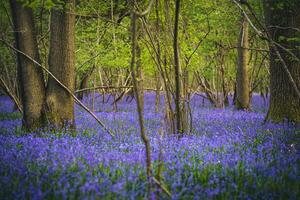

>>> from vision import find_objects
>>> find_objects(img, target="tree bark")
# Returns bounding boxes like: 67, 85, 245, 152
136, 41, 144, 110
174, 0, 187, 135
44, 0, 76, 127
235, 12, 250, 110
9, 0, 46, 131
264, 0, 300, 123
78, 66, 95, 100
78, 75, 89, 100
130, 10, 152, 197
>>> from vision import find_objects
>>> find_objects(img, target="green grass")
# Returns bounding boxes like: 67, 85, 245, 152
0, 112, 22, 121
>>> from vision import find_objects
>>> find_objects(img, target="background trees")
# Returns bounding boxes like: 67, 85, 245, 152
0, 0, 299, 130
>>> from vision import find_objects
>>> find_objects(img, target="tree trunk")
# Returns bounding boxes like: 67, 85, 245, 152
78, 66, 95, 100
130, 9, 152, 197
136, 42, 144, 110
155, 71, 161, 113
235, 12, 250, 110
44, 0, 76, 127
78, 74, 89, 100
264, 0, 300, 123
154, 0, 161, 113
9, 0, 46, 131
174, 0, 187, 134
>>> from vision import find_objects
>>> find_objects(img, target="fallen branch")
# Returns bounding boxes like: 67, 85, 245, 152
75, 85, 162, 93
152, 177, 172, 198
75, 85, 133, 93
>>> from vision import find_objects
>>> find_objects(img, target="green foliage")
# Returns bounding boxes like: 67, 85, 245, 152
2, 0, 269, 93
17, 0, 62, 10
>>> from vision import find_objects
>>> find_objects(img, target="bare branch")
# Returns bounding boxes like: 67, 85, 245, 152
184, 15, 211, 68
0, 76, 23, 113
134, 0, 154, 17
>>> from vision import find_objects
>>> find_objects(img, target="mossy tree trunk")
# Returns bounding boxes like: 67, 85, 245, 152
264, 0, 300, 123
235, 12, 250, 110
9, 0, 46, 131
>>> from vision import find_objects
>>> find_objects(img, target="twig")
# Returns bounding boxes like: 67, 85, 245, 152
184, 15, 211, 68
76, 52, 102, 72
269, 25, 300, 32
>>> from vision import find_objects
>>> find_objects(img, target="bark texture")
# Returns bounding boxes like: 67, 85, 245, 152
44, 0, 76, 127
264, 0, 300, 123
9, 0, 46, 131
174, 0, 187, 134
235, 13, 250, 110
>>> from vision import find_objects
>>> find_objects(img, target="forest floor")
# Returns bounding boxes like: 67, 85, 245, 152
0, 93, 299, 199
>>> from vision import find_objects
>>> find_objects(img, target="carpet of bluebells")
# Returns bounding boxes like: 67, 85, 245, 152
0, 93, 299, 199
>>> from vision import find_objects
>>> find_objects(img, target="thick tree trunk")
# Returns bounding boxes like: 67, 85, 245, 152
9, 0, 46, 131
235, 12, 250, 110
264, 0, 300, 123
44, 0, 76, 127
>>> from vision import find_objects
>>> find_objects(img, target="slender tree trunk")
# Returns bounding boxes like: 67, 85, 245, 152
155, 71, 161, 113
264, 0, 300, 123
154, 0, 161, 113
173, 0, 187, 135
78, 74, 89, 100
9, 0, 46, 131
235, 12, 250, 110
44, 0, 76, 127
130, 10, 152, 197
92, 75, 96, 112
136, 42, 144, 110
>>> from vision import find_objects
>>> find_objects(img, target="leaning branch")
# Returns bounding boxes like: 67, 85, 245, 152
0, 38, 114, 137
184, 15, 211, 68
0, 76, 23, 113
75, 85, 133, 93
75, 85, 161, 94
